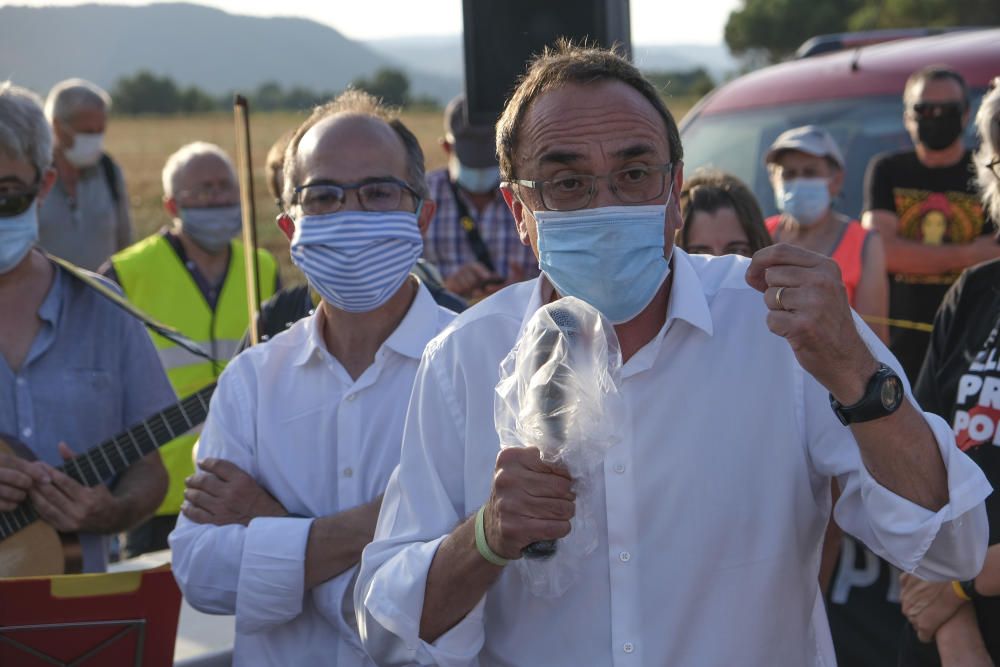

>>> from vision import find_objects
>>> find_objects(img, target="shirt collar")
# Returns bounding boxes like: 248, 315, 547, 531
381, 278, 442, 359
292, 310, 326, 367
665, 248, 714, 337
292, 277, 440, 367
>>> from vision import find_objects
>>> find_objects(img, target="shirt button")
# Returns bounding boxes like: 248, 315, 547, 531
614, 463, 625, 474
345, 394, 357, 402
619, 551, 631, 562
16, 377, 26, 386
343, 467, 353, 478
22, 427, 32, 438
623, 642, 634, 654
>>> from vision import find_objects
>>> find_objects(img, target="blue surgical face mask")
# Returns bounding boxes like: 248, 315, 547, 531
775, 177, 831, 227
290, 209, 424, 313
533, 203, 672, 324
0, 203, 39, 274
179, 205, 243, 254
449, 156, 500, 194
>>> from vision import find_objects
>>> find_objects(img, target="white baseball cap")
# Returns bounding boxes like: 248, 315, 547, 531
765, 125, 845, 170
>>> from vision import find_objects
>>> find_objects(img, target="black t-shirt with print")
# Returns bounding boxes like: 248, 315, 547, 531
864, 149, 993, 383
898, 258, 1000, 665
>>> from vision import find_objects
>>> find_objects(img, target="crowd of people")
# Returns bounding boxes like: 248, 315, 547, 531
1, 42, 999, 666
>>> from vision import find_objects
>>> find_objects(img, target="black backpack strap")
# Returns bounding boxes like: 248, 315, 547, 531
99, 153, 120, 204
445, 178, 496, 273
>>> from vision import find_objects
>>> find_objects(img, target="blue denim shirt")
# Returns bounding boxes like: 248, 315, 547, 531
0, 261, 176, 572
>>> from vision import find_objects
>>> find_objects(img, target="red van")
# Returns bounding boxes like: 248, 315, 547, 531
679, 28, 1000, 218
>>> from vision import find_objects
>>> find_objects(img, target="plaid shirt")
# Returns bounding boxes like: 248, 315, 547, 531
422, 169, 539, 281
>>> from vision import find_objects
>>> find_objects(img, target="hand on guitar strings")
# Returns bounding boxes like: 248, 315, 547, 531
27, 442, 117, 533
0, 451, 49, 511
182, 458, 287, 526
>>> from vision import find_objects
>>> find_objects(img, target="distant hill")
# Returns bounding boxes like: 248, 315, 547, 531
368, 34, 739, 83
0, 3, 461, 102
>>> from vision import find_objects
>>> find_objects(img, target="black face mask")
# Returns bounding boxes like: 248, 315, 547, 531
917, 112, 964, 151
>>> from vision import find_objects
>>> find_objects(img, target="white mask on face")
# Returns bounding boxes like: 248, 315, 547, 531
63, 132, 105, 168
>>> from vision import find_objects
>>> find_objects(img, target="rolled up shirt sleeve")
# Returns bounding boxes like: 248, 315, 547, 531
355, 349, 489, 667
170, 516, 246, 615
236, 516, 313, 633
806, 315, 991, 581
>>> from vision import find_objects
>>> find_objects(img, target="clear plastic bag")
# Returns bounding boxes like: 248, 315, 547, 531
494, 296, 623, 597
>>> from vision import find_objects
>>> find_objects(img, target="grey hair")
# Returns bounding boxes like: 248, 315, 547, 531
44, 78, 112, 124
974, 80, 1000, 224
161, 141, 236, 198
0, 81, 53, 177
281, 89, 428, 209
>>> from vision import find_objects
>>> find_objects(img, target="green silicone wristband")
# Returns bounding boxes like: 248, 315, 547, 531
475, 505, 509, 567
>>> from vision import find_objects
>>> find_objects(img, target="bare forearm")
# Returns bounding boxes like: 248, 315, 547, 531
882, 239, 978, 274
99, 453, 168, 533
850, 399, 948, 511
935, 604, 994, 667
304, 496, 382, 590
971, 544, 1000, 596
420, 516, 503, 643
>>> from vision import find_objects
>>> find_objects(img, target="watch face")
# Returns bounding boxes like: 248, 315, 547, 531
881, 375, 903, 410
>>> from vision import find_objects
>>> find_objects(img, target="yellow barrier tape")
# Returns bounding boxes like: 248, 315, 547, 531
860, 315, 934, 333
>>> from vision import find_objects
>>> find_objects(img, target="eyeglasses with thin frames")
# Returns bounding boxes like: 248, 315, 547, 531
506, 162, 675, 211
292, 177, 422, 216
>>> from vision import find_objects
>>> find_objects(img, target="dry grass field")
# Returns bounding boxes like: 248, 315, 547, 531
105, 98, 697, 287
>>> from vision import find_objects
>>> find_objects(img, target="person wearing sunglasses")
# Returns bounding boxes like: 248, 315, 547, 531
0, 81, 175, 573
895, 77, 1000, 667
863, 66, 1000, 386
168, 90, 456, 666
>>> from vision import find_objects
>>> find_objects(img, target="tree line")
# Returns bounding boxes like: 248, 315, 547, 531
725, 0, 1000, 63
110, 66, 718, 115
111, 67, 430, 114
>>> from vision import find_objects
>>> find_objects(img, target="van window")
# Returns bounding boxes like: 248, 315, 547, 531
682, 92, 984, 219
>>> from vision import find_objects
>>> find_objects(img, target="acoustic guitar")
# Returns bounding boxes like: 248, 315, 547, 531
0, 383, 216, 578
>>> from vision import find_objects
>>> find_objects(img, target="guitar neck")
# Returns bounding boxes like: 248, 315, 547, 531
0, 383, 217, 543
60, 383, 218, 487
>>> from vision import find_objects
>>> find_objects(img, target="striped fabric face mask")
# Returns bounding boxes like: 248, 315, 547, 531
289, 209, 424, 313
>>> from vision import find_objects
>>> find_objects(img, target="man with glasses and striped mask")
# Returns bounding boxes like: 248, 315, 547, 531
169, 90, 456, 666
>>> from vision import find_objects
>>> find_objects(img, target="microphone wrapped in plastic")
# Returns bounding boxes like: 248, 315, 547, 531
494, 296, 623, 597
521, 307, 578, 559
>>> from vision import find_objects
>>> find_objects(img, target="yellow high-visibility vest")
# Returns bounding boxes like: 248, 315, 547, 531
111, 234, 277, 515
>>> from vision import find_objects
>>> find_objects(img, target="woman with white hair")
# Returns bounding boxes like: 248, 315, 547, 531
37, 78, 132, 271
898, 77, 1000, 666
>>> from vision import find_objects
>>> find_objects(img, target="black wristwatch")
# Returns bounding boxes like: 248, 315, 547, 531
960, 578, 986, 601
829, 363, 904, 426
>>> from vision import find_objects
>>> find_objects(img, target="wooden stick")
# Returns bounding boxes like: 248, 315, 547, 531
233, 94, 262, 346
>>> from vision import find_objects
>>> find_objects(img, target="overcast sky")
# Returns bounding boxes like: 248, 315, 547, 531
3, 0, 742, 44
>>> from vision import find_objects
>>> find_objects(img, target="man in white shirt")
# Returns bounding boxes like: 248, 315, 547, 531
354, 43, 991, 666
168, 90, 456, 666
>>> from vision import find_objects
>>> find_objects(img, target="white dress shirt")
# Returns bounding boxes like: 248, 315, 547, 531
169, 282, 455, 666
355, 250, 990, 667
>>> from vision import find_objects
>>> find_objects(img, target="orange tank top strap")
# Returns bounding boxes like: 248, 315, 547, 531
765, 215, 780, 238
831, 220, 867, 308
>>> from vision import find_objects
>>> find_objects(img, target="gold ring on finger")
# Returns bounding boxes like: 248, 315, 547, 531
775, 286, 787, 310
